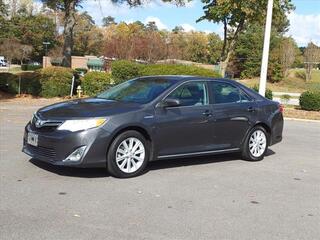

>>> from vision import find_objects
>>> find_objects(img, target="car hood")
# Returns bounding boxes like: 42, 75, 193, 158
37, 98, 142, 120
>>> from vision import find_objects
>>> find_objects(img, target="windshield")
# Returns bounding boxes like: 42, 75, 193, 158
97, 78, 177, 104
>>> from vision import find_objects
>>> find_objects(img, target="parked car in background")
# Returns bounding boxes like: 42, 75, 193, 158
0, 56, 7, 67
22, 76, 284, 178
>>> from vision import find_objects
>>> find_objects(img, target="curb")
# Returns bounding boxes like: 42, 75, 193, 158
284, 117, 320, 123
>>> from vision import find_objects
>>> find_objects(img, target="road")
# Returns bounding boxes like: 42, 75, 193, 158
1, 100, 320, 240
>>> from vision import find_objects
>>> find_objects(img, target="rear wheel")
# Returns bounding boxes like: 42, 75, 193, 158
107, 130, 149, 178
242, 126, 269, 161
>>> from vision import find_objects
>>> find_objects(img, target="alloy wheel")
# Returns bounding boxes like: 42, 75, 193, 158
249, 130, 267, 158
116, 137, 145, 173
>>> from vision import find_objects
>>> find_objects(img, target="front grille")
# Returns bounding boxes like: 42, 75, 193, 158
30, 125, 59, 132
27, 144, 56, 159
31, 113, 62, 132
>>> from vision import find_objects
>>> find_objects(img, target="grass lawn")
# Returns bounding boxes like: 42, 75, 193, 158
0, 66, 24, 74
239, 69, 320, 93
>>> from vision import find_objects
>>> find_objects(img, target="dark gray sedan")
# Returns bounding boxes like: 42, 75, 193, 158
22, 76, 283, 178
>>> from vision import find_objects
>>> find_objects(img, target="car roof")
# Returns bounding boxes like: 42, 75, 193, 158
138, 75, 236, 83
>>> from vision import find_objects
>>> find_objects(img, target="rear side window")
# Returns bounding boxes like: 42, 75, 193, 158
167, 82, 208, 107
210, 82, 252, 104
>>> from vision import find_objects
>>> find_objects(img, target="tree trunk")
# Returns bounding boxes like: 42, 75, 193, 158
219, 18, 245, 78
221, 18, 228, 61
220, 36, 238, 77
220, 49, 233, 78
306, 63, 313, 81
62, 1, 76, 67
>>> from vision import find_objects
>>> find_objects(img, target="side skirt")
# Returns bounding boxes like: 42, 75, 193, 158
157, 148, 240, 160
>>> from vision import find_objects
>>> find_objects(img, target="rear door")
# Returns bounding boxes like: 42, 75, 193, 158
154, 81, 214, 156
208, 81, 257, 149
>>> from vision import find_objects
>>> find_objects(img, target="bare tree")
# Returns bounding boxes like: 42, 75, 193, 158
279, 37, 296, 77
17, 44, 33, 65
304, 42, 320, 81
0, 38, 20, 70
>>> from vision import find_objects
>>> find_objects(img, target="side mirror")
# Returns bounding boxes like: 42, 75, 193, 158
158, 98, 181, 108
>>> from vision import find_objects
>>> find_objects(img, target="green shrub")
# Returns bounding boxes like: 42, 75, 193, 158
280, 94, 291, 104
139, 64, 221, 78
268, 62, 283, 83
21, 64, 42, 71
252, 85, 273, 100
0, 73, 19, 94
111, 61, 221, 85
17, 72, 41, 95
111, 60, 142, 84
82, 71, 112, 96
37, 67, 74, 97
299, 91, 320, 111
21, 64, 27, 71
0, 72, 41, 95
281, 94, 291, 100
50, 58, 63, 66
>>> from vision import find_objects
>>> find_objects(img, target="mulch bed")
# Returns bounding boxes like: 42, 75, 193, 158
284, 107, 320, 120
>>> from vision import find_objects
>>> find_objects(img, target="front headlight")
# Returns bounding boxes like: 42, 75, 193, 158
57, 118, 107, 132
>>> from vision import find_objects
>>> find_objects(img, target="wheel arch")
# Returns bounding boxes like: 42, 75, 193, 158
112, 125, 152, 142
106, 125, 154, 162
254, 122, 271, 136
241, 121, 272, 149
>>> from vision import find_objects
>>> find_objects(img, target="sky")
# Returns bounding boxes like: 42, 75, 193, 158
80, 0, 320, 47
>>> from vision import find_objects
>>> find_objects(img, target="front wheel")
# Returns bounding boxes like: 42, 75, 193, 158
242, 126, 269, 161
107, 130, 150, 178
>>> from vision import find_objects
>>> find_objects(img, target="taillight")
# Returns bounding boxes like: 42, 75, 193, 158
279, 104, 284, 113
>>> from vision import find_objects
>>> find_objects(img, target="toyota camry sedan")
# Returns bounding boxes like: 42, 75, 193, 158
22, 76, 283, 178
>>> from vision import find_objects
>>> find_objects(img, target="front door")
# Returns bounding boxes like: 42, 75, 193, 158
154, 81, 214, 157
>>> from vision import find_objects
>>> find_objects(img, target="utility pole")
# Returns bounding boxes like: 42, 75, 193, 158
259, 0, 274, 97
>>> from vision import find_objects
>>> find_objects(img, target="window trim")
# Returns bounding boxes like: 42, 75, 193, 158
160, 80, 210, 109
209, 81, 254, 105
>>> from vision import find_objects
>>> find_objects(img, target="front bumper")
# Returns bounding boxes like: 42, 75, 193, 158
22, 123, 112, 168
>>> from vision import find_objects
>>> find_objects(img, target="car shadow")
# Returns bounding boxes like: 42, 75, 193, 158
28, 149, 276, 178
149, 149, 275, 171
148, 153, 240, 171
265, 149, 275, 156
29, 158, 110, 178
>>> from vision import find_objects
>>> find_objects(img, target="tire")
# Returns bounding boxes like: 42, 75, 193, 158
241, 125, 269, 161
107, 130, 150, 178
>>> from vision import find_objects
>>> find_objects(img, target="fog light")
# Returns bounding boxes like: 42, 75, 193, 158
64, 146, 87, 162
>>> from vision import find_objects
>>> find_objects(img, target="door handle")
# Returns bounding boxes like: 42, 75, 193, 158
202, 110, 213, 117
247, 106, 256, 112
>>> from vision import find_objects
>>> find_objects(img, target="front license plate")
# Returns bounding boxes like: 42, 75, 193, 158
27, 132, 38, 147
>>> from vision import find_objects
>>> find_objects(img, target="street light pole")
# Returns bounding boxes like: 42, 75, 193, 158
259, 0, 274, 96
43, 41, 50, 68
43, 42, 50, 56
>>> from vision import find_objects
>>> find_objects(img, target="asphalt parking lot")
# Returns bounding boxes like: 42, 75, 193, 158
1, 100, 319, 240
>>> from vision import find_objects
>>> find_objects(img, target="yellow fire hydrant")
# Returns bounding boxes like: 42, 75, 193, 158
77, 85, 83, 98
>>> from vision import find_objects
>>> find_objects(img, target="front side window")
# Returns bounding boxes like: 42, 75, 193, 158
210, 82, 251, 104
167, 82, 208, 107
